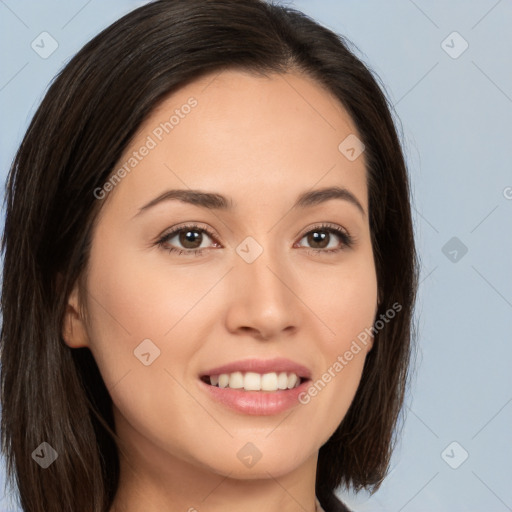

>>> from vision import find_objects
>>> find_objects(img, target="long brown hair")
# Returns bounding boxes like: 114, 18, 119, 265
1, 1, 418, 511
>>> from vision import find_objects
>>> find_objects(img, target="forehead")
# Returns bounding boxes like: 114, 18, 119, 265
104, 69, 367, 215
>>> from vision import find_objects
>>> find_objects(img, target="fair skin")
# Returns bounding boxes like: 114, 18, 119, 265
62, 69, 378, 512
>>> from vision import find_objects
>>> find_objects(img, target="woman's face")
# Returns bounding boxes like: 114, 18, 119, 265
64, 69, 377, 482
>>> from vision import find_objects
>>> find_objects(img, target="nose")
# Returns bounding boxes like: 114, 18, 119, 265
224, 243, 302, 341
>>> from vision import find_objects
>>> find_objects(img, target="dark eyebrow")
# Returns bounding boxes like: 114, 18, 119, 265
294, 186, 365, 216
135, 189, 233, 216
134, 186, 365, 218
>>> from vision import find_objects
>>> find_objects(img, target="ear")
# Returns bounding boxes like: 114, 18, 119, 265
62, 280, 90, 349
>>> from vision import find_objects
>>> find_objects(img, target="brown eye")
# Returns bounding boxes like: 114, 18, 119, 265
177, 229, 204, 249
305, 230, 330, 249
297, 224, 354, 253
156, 224, 219, 255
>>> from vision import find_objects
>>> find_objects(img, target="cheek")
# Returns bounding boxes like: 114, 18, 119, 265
84, 226, 206, 342
297, 250, 377, 436
301, 247, 378, 344
80, 245, 209, 454
80, 228, 202, 392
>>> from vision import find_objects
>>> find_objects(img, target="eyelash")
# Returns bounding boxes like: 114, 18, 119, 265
155, 223, 354, 257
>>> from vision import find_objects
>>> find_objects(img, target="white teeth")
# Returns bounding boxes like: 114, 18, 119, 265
207, 371, 303, 391
244, 372, 261, 391
287, 373, 298, 389
261, 372, 278, 390
218, 374, 229, 388
229, 371, 244, 389
277, 372, 288, 389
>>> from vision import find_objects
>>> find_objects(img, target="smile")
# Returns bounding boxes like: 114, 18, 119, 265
201, 371, 305, 392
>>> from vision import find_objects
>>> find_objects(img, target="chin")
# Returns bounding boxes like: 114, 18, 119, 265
188, 438, 315, 479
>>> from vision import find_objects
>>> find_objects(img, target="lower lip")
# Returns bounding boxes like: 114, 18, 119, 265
198, 378, 311, 415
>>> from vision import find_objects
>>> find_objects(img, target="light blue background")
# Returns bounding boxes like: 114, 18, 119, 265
1, 1, 511, 511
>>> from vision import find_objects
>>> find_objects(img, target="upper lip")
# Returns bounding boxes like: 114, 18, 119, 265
201, 357, 312, 379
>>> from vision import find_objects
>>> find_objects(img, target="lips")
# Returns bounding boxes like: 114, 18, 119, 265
197, 358, 313, 415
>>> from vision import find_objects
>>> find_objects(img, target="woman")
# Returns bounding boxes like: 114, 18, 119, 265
0, 1, 418, 511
